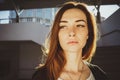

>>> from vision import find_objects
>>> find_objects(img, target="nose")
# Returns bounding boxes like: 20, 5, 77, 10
69, 27, 75, 37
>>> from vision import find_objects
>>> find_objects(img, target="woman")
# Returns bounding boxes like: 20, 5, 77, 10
32, 1, 108, 80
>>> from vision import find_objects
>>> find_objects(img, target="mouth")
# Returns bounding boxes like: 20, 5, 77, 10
67, 41, 78, 44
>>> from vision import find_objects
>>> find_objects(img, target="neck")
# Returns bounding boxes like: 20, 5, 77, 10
63, 50, 84, 72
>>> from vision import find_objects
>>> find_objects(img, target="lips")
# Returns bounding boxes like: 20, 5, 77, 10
67, 41, 78, 44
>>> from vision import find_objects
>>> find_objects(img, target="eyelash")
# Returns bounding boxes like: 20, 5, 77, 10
76, 25, 85, 27
59, 26, 67, 29
59, 24, 85, 29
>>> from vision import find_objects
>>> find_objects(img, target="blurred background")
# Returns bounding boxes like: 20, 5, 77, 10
0, 0, 120, 80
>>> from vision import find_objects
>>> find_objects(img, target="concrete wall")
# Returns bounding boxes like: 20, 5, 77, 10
0, 22, 50, 45
98, 8, 120, 46
19, 42, 42, 79
0, 42, 43, 80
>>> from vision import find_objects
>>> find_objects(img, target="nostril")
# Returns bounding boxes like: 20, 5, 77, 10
69, 32, 75, 37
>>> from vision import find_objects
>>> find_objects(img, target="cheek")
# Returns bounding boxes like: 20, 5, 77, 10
58, 31, 67, 46
77, 31, 88, 46
82, 30, 88, 39
58, 31, 64, 44
81, 34, 88, 41
77, 30, 88, 39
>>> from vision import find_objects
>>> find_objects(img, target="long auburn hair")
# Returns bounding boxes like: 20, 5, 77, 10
43, 1, 97, 80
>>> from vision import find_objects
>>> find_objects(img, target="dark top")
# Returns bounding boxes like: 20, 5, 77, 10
32, 63, 108, 80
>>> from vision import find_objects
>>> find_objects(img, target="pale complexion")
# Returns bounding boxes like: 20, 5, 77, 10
58, 8, 91, 80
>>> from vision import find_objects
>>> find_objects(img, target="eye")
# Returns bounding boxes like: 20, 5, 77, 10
76, 24, 85, 27
59, 25, 67, 29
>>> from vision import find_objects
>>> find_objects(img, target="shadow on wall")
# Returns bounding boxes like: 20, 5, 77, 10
0, 41, 43, 80
92, 46, 120, 80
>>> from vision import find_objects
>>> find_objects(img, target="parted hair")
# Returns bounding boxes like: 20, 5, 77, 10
43, 1, 97, 80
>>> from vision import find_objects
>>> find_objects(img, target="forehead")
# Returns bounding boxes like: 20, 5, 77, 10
61, 8, 87, 21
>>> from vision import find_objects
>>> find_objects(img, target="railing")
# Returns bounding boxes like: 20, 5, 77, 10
0, 17, 51, 25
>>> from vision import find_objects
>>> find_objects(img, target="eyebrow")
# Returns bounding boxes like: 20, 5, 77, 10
75, 20, 87, 23
60, 21, 68, 23
60, 19, 87, 23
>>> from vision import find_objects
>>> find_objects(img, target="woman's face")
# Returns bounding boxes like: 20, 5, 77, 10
58, 8, 88, 53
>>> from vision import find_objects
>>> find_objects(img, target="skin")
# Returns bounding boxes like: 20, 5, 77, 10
58, 8, 90, 80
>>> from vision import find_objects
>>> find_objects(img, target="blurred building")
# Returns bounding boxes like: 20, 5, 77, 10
9, 8, 58, 27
